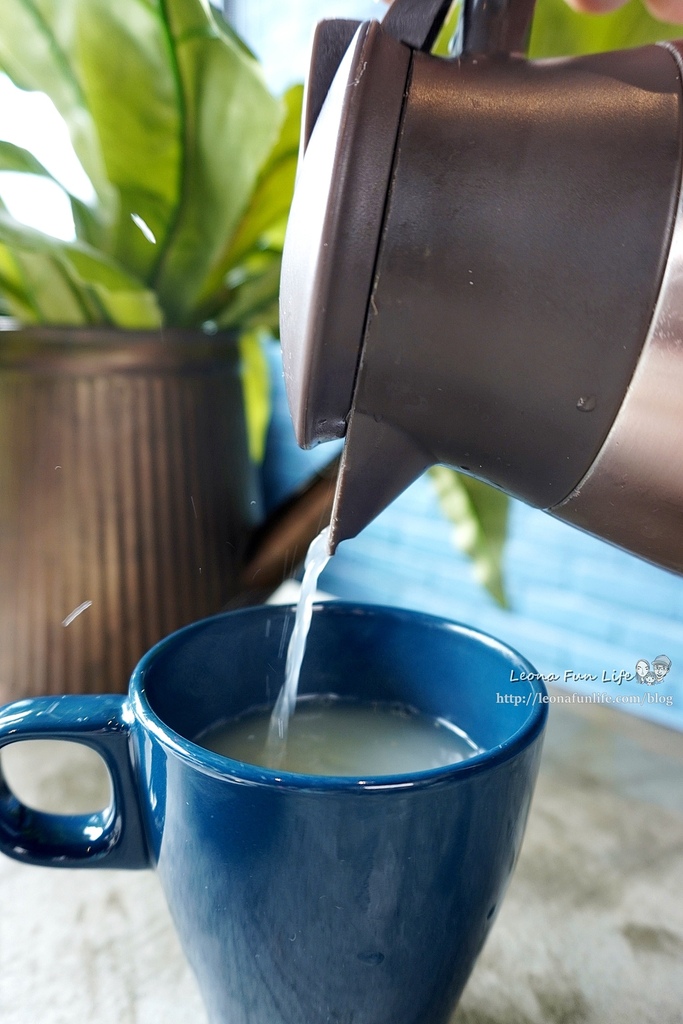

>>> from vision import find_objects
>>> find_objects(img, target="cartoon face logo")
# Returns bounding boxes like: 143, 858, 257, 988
652, 655, 671, 682
635, 659, 649, 682
635, 656, 671, 684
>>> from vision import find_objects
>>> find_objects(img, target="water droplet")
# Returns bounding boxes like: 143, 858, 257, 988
357, 951, 385, 966
62, 600, 93, 627
576, 395, 596, 412
130, 212, 156, 244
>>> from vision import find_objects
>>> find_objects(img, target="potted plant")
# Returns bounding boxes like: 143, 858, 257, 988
1, 0, 677, 703
0, 0, 301, 699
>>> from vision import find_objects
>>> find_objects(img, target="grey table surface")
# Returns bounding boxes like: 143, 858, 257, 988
1, 693, 682, 1024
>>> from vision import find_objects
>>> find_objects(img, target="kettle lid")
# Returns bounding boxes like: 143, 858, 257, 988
280, 0, 539, 458
279, 19, 411, 449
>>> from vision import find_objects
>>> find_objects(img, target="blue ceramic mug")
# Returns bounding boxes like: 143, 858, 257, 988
0, 603, 547, 1024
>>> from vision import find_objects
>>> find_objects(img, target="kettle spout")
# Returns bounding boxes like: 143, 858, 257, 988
328, 410, 432, 553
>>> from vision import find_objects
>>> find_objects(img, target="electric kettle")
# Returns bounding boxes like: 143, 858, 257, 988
279, 0, 683, 573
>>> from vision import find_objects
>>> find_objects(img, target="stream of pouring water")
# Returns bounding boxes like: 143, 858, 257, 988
265, 527, 331, 764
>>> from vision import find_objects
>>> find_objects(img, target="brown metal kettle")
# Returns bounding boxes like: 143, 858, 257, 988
279, 0, 683, 573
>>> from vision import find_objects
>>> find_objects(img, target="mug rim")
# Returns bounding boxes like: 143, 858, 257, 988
130, 602, 548, 792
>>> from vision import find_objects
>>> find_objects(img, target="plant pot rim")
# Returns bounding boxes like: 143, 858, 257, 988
0, 323, 241, 374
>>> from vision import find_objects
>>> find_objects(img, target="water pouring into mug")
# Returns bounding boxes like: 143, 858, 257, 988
200, 526, 482, 774
265, 526, 331, 758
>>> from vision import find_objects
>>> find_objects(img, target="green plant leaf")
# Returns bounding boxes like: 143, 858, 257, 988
0, 0, 288, 329
429, 466, 510, 608
432, 1, 462, 56
209, 3, 259, 61
151, 0, 283, 323
73, 0, 183, 280
64, 244, 163, 326
0, 242, 42, 321
0, 0, 116, 222
2, 247, 91, 323
0, 209, 162, 326
223, 82, 303, 268
529, 0, 681, 59
0, 197, 38, 320
433, 0, 681, 58
214, 252, 281, 332
0, 199, 91, 321
239, 329, 270, 463
197, 83, 303, 320
0, 139, 60, 178
14, 249, 92, 322
0, 139, 104, 247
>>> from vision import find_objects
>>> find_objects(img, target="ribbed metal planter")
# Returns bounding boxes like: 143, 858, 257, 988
0, 327, 260, 701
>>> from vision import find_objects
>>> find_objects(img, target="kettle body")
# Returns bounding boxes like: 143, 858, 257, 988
279, 0, 683, 573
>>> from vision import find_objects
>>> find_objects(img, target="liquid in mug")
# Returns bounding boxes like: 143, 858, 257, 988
199, 696, 482, 776
200, 527, 482, 775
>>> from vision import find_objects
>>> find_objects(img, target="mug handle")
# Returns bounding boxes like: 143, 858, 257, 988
0, 695, 150, 869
